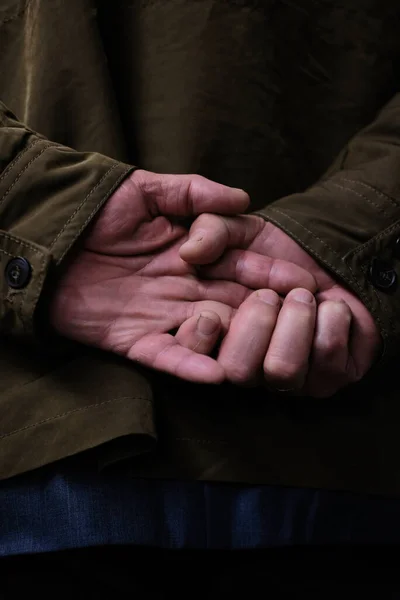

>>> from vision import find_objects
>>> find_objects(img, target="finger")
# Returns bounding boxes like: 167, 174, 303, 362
180, 214, 265, 264
189, 300, 235, 334
217, 289, 281, 385
317, 287, 382, 379
135, 235, 254, 306
175, 311, 222, 355
197, 249, 317, 294
264, 288, 316, 390
304, 300, 353, 398
138, 275, 250, 309
128, 333, 225, 383
194, 279, 251, 307
134, 170, 250, 217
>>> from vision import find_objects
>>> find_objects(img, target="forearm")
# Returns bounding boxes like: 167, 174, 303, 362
0, 102, 133, 339
256, 92, 400, 360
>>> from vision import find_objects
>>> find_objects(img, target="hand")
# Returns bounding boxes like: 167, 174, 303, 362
180, 214, 381, 396
50, 171, 316, 384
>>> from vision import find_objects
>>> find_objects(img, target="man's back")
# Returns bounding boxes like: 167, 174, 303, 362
1, 0, 399, 494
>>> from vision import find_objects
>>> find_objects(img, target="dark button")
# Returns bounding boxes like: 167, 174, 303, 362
393, 237, 400, 260
369, 258, 397, 292
5, 257, 32, 289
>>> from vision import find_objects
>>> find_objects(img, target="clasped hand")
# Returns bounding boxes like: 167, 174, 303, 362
51, 170, 381, 398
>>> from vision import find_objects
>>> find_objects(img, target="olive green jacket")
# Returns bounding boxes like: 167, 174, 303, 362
1, 0, 400, 495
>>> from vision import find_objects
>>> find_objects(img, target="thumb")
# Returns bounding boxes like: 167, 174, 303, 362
134, 170, 250, 217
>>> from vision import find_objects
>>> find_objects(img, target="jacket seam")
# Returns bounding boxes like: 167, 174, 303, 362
0, 143, 53, 211
341, 178, 399, 207
55, 165, 131, 264
0, 232, 44, 255
267, 207, 345, 263
0, 138, 41, 187
0, 395, 149, 440
0, 247, 17, 259
347, 219, 400, 258
326, 181, 390, 217
49, 162, 118, 251
266, 207, 385, 332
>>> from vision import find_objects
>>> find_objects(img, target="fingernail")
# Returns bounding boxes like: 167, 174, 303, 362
256, 290, 281, 306
291, 289, 314, 304
197, 314, 219, 335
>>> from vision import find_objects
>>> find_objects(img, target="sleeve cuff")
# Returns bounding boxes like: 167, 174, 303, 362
0, 136, 134, 338
256, 173, 400, 362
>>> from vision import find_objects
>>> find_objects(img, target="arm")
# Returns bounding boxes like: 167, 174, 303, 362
257, 92, 400, 362
3, 102, 289, 479
0, 101, 132, 339
181, 95, 400, 396
0, 101, 151, 480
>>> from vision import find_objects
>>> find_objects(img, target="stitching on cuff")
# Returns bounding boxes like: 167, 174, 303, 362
347, 219, 400, 258
0, 395, 149, 440
267, 207, 364, 295
49, 163, 118, 251
55, 166, 131, 264
0, 247, 17, 259
267, 207, 385, 332
341, 179, 399, 208
0, 143, 52, 211
0, 232, 44, 255
268, 207, 344, 263
0, 138, 41, 186
323, 181, 389, 216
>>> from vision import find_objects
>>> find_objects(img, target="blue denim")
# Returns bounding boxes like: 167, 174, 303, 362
1, 463, 400, 556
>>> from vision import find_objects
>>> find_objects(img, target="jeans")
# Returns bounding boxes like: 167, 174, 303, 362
1, 459, 400, 556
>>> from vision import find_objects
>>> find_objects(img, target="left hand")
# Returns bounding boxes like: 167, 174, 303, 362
50, 171, 316, 384
180, 214, 382, 397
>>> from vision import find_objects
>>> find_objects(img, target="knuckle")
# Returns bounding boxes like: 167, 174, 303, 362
315, 336, 347, 361
264, 358, 304, 386
235, 251, 248, 281
267, 260, 279, 286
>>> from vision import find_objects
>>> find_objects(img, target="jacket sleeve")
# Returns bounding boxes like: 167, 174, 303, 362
256, 93, 400, 362
0, 101, 133, 339
0, 102, 156, 480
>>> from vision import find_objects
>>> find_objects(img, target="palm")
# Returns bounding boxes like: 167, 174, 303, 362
51, 233, 238, 354
50, 171, 252, 383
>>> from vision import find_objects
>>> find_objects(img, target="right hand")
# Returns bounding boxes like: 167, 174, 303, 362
180, 213, 380, 395
50, 170, 316, 384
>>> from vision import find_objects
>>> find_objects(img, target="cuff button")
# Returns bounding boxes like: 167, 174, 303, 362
5, 257, 32, 289
369, 258, 397, 292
